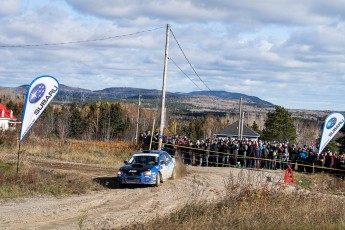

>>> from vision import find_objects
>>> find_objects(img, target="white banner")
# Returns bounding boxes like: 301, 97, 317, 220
20, 75, 60, 142
318, 112, 345, 155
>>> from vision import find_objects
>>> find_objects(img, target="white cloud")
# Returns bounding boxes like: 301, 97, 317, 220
1, 0, 345, 110
0, 0, 22, 18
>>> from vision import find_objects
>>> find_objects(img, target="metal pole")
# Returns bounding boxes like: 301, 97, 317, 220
158, 24, 170, 150
16, 143, 21, 176
135, 94, 141, 144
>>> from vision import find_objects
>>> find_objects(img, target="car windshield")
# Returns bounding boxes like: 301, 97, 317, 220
128, 155, 158, 165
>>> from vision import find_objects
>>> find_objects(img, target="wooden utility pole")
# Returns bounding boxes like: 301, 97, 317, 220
149, 118, 156, 150
241, 111, 245, 140
135, 94, 141, 144
158, 24, 170, 151
238, 97, 243, 140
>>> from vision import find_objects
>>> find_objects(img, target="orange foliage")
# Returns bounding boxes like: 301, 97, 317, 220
68, 139, 134, 150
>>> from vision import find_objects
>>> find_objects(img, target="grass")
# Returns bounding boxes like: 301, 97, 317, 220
0, 162, 104, 199
119, 170, 345, 230
0, 138, 135, 166
0, 138, 138, 199
295, 172, 345, 194
0, 162, 12, 172
296, 174, 313, 189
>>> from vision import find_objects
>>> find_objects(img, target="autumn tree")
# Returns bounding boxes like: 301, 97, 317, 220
56, 106, 70, 140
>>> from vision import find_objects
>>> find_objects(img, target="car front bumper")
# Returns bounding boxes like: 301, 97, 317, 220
118, 174, 157, 185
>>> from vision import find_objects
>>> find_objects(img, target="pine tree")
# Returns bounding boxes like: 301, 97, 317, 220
69, 103, 85, 139
251, 121, 260, 133
262, 106, 296, 143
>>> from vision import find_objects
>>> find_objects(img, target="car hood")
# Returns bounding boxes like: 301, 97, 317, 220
119, 164, 158, 172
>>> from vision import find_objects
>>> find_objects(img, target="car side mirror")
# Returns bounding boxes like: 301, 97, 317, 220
160, 161, 166, 165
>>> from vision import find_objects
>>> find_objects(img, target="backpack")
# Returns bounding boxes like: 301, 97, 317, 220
300, 152, 307, 160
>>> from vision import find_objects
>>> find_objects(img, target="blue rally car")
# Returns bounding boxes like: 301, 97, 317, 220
117, 150, 176, 187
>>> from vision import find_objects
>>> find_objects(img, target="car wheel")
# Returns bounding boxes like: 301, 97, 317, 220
155, 173, 161, 187
119, 183, 125, 188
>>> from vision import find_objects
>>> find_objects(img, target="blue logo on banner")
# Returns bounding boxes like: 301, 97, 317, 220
29, 83, 46, 104
326, 117, 337, 129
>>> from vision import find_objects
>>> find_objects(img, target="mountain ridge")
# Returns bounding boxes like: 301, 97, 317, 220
4, 84, 274, 107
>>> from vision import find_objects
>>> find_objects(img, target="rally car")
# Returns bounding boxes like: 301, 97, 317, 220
117, 150, 176, 187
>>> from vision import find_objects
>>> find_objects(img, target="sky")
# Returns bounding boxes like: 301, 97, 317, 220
0, 0, 345, 111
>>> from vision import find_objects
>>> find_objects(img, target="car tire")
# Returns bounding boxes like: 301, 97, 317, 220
155, 173, 161, 187
119, 183, 125, 188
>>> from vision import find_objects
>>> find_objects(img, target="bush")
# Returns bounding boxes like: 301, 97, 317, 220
119, 170, 345, 230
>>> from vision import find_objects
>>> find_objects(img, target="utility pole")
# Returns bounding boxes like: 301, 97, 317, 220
241, 111, 245, 140
135, 94, 141, 144
158, 24, 170, 151
238, 97, 243, 140
149, 118, 156, 150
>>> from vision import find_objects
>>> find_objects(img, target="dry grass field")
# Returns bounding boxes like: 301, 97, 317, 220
0, 138, 135, 199
123, 170, 345, 230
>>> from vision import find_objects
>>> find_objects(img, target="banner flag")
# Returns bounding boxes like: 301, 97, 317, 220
20, 75, 60, 142
318, 112, 345, 155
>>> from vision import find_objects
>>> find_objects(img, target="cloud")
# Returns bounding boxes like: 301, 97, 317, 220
64, 0, 345, 27
0, 0, 22, 18
1, 0, 345, 110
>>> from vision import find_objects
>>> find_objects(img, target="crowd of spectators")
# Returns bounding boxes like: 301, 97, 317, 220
139, 131, 345, 174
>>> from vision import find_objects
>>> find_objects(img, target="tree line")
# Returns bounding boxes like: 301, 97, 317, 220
2, 96, 345, 152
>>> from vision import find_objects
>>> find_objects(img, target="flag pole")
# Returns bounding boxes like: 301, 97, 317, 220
16, 142, 21, 176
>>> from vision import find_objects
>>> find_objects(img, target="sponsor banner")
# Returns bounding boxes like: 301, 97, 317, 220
20, 75, 59, 142
318, 112, 345, 155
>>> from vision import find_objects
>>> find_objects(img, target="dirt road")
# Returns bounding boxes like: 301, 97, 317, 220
0, 160, 282, 230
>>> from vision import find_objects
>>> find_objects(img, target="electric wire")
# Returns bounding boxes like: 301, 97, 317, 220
0, 26, 165, 48
169, 28, 213, 93
168, 57, 203, 91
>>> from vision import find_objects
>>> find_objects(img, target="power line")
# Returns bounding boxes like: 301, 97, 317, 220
0, 26, 165, 48
168, 57, 203, 91
169, 28, 213, 93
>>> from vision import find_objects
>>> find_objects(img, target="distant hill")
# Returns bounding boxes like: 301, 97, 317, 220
93, 87, 176, 100
3, 84, 274, 107
181, 91, 274, 107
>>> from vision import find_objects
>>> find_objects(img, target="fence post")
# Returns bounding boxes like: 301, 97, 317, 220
312, 163, 315, 174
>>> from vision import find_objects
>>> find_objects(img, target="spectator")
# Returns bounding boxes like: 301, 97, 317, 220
262, 144, 269, 169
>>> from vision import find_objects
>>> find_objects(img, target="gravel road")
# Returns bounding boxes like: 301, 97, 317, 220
0, 159, 282, 230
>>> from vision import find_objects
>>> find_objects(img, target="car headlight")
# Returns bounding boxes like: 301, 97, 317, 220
144, 170, 152, 176
117, 171, 123, 176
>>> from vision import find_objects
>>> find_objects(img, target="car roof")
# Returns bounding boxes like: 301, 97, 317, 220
134, 150, 167, 156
